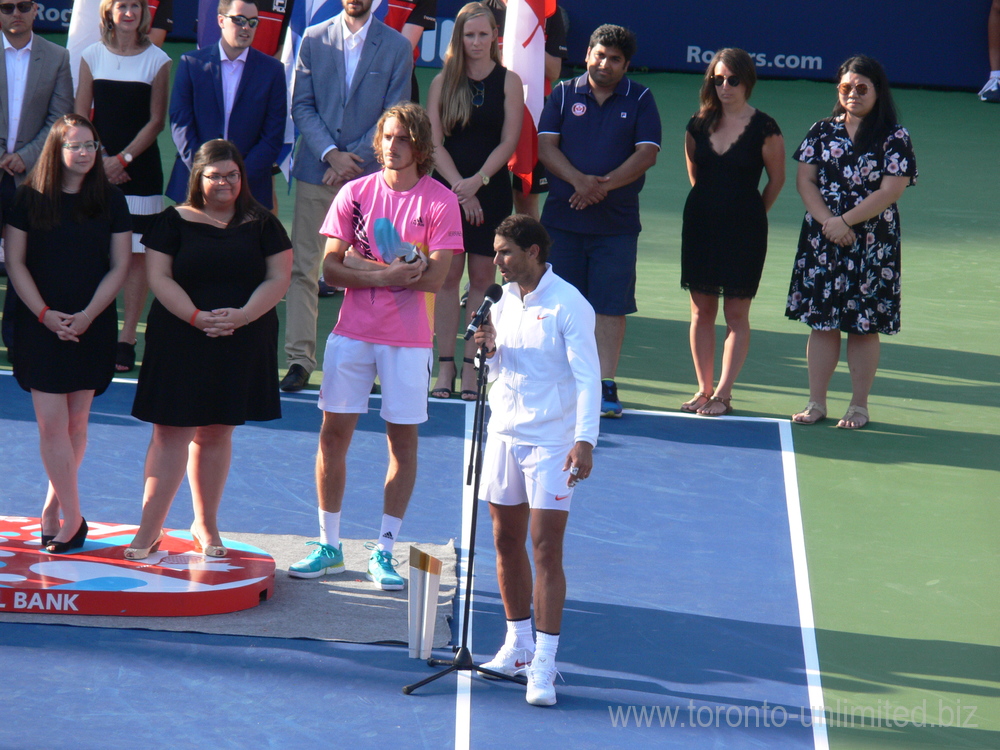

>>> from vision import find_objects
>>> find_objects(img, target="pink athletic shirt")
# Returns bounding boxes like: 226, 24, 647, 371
320, 171, 464, 347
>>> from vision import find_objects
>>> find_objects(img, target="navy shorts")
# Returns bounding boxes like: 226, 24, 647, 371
545, 227, 638, 316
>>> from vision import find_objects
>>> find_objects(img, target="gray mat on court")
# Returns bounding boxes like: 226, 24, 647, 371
0, 534, 456, 646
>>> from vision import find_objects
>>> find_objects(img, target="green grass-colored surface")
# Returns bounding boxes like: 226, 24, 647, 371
2, 44, 997, 748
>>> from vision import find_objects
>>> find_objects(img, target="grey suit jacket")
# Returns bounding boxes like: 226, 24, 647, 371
291, 14, 412, 186
0, 33, 74, 185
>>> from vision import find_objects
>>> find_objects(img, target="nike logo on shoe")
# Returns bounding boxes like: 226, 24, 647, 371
514, 659, 530, 668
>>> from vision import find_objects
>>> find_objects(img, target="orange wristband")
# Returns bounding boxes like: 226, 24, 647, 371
38, 306, 50, 323
189, 309, 200, 326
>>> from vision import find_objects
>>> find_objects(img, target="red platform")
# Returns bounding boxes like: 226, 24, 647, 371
0, 516, 274, 617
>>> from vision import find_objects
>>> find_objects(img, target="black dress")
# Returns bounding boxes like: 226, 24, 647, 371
681, 110, 781, 299
131, 208, 291, 426
785, 118, 917, 335
82, 42, 171, 235
434, 63, 512, 256
9, 187, 131, 395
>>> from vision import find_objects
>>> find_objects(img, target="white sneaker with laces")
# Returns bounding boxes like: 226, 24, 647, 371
525, 653, 560, 706
480, 644, 533, 679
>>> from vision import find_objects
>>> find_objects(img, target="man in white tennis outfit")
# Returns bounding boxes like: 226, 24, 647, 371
472, 213, 600, 706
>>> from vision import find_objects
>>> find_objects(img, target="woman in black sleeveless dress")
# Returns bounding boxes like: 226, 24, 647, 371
680, 48, 785, 416
427, 2, 523, 400
5, 115, 132, 552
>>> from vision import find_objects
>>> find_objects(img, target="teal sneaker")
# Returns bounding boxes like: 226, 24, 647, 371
288, 541, 345, 579
601, 379, 623, 418
365, 542, 404, 591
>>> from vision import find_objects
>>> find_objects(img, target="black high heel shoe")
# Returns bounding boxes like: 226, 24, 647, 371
45, 518, 88, 554
40, 535, 55, 547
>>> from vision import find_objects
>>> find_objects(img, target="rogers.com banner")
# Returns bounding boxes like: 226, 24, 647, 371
33, 0, 73, 29
433, 0, 986, 90
38, 0, 988, 90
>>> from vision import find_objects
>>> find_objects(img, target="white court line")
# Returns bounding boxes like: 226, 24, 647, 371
454, 401, 476, 750
779, 419, 830, 750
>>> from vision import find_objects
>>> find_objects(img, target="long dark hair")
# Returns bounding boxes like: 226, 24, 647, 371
830, 55, 899, 154
24, 114, 110, 231
694, 48, 757, 132
184, 139, 264, 225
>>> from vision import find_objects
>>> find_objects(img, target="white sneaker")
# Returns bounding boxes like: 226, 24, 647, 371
525, 653, 560, 706
978, 76, 1000, 102
480, 643, 533, 679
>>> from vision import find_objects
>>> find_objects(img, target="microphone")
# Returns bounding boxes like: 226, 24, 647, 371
464, 283, 503, 340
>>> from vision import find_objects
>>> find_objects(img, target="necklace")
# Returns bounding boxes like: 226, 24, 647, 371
469, 78, 485, 108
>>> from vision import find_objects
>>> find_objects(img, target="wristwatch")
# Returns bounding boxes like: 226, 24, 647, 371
116, 152, 133, 168
478, 171, 489, 186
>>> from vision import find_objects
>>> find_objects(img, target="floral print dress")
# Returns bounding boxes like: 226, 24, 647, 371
785, 117, 917, 334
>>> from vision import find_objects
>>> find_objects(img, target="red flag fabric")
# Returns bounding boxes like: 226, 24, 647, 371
501, 0, 551, 194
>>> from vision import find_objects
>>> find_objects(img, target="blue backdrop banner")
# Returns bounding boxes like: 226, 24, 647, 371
36, 0, 989, 90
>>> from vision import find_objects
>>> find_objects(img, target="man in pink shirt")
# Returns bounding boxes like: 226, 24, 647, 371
289, 102, 463, 590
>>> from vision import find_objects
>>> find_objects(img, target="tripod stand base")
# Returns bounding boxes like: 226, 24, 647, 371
402, 646, 526, 694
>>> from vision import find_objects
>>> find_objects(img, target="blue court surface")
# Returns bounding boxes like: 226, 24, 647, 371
0, 373, 826, 749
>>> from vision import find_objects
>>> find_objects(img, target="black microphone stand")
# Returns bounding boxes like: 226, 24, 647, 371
403, 344, 525, 694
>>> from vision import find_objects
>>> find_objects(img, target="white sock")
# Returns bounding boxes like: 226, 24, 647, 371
377, 514, 402, 553
505, 617, 534, 652
535, 631, 559, 662
319, 510, 340, 548
992, 70, 1000, 78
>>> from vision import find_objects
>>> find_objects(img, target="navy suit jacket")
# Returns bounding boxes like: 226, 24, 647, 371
291, 14, 412, 186
167, 44, 287, 208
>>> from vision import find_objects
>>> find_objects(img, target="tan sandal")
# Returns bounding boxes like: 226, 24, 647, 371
697, 395, 732, 417
792, 402, 827, 424
680, 391, 711, 412
836, 404, 869, 430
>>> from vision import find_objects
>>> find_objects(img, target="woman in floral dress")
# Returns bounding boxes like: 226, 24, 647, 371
786, 55, 917, 429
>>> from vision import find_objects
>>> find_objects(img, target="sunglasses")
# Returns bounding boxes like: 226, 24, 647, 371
62, 140, 101, 152
711, 74, 741, 87
221, 13, 258, 27
202, 171, 241, 184
470, 79, 485, 107
0, 2, 34, 14
838, 82, 871, 97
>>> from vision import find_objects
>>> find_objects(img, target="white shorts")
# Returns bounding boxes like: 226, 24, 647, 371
317, 334, 432, 424
481, 435, 574, 512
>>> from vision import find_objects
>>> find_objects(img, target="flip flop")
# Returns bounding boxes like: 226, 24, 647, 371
836, 404, 869, 430
680, 391, 710, 413
792, 402, 827, 424
697, 395, 732, 416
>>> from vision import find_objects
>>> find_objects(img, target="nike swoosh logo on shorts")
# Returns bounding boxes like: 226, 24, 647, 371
555, 494, 570, 501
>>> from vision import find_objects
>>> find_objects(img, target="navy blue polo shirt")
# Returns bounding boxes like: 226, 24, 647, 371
539, 73, 661, 236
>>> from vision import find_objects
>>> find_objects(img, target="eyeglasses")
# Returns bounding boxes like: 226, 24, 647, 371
221, 13, 258, 27
0, 2, 35, 14
711, 75, 741, 88
470, 79, 485, 107
62, 140, 100, 153
202, 171, 241, 184
838, 82, 871, 97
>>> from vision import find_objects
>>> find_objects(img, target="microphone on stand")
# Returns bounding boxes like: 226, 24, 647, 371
464, 283, 503, 340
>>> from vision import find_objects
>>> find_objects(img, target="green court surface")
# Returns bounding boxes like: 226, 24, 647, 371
2, 49, 997, 748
